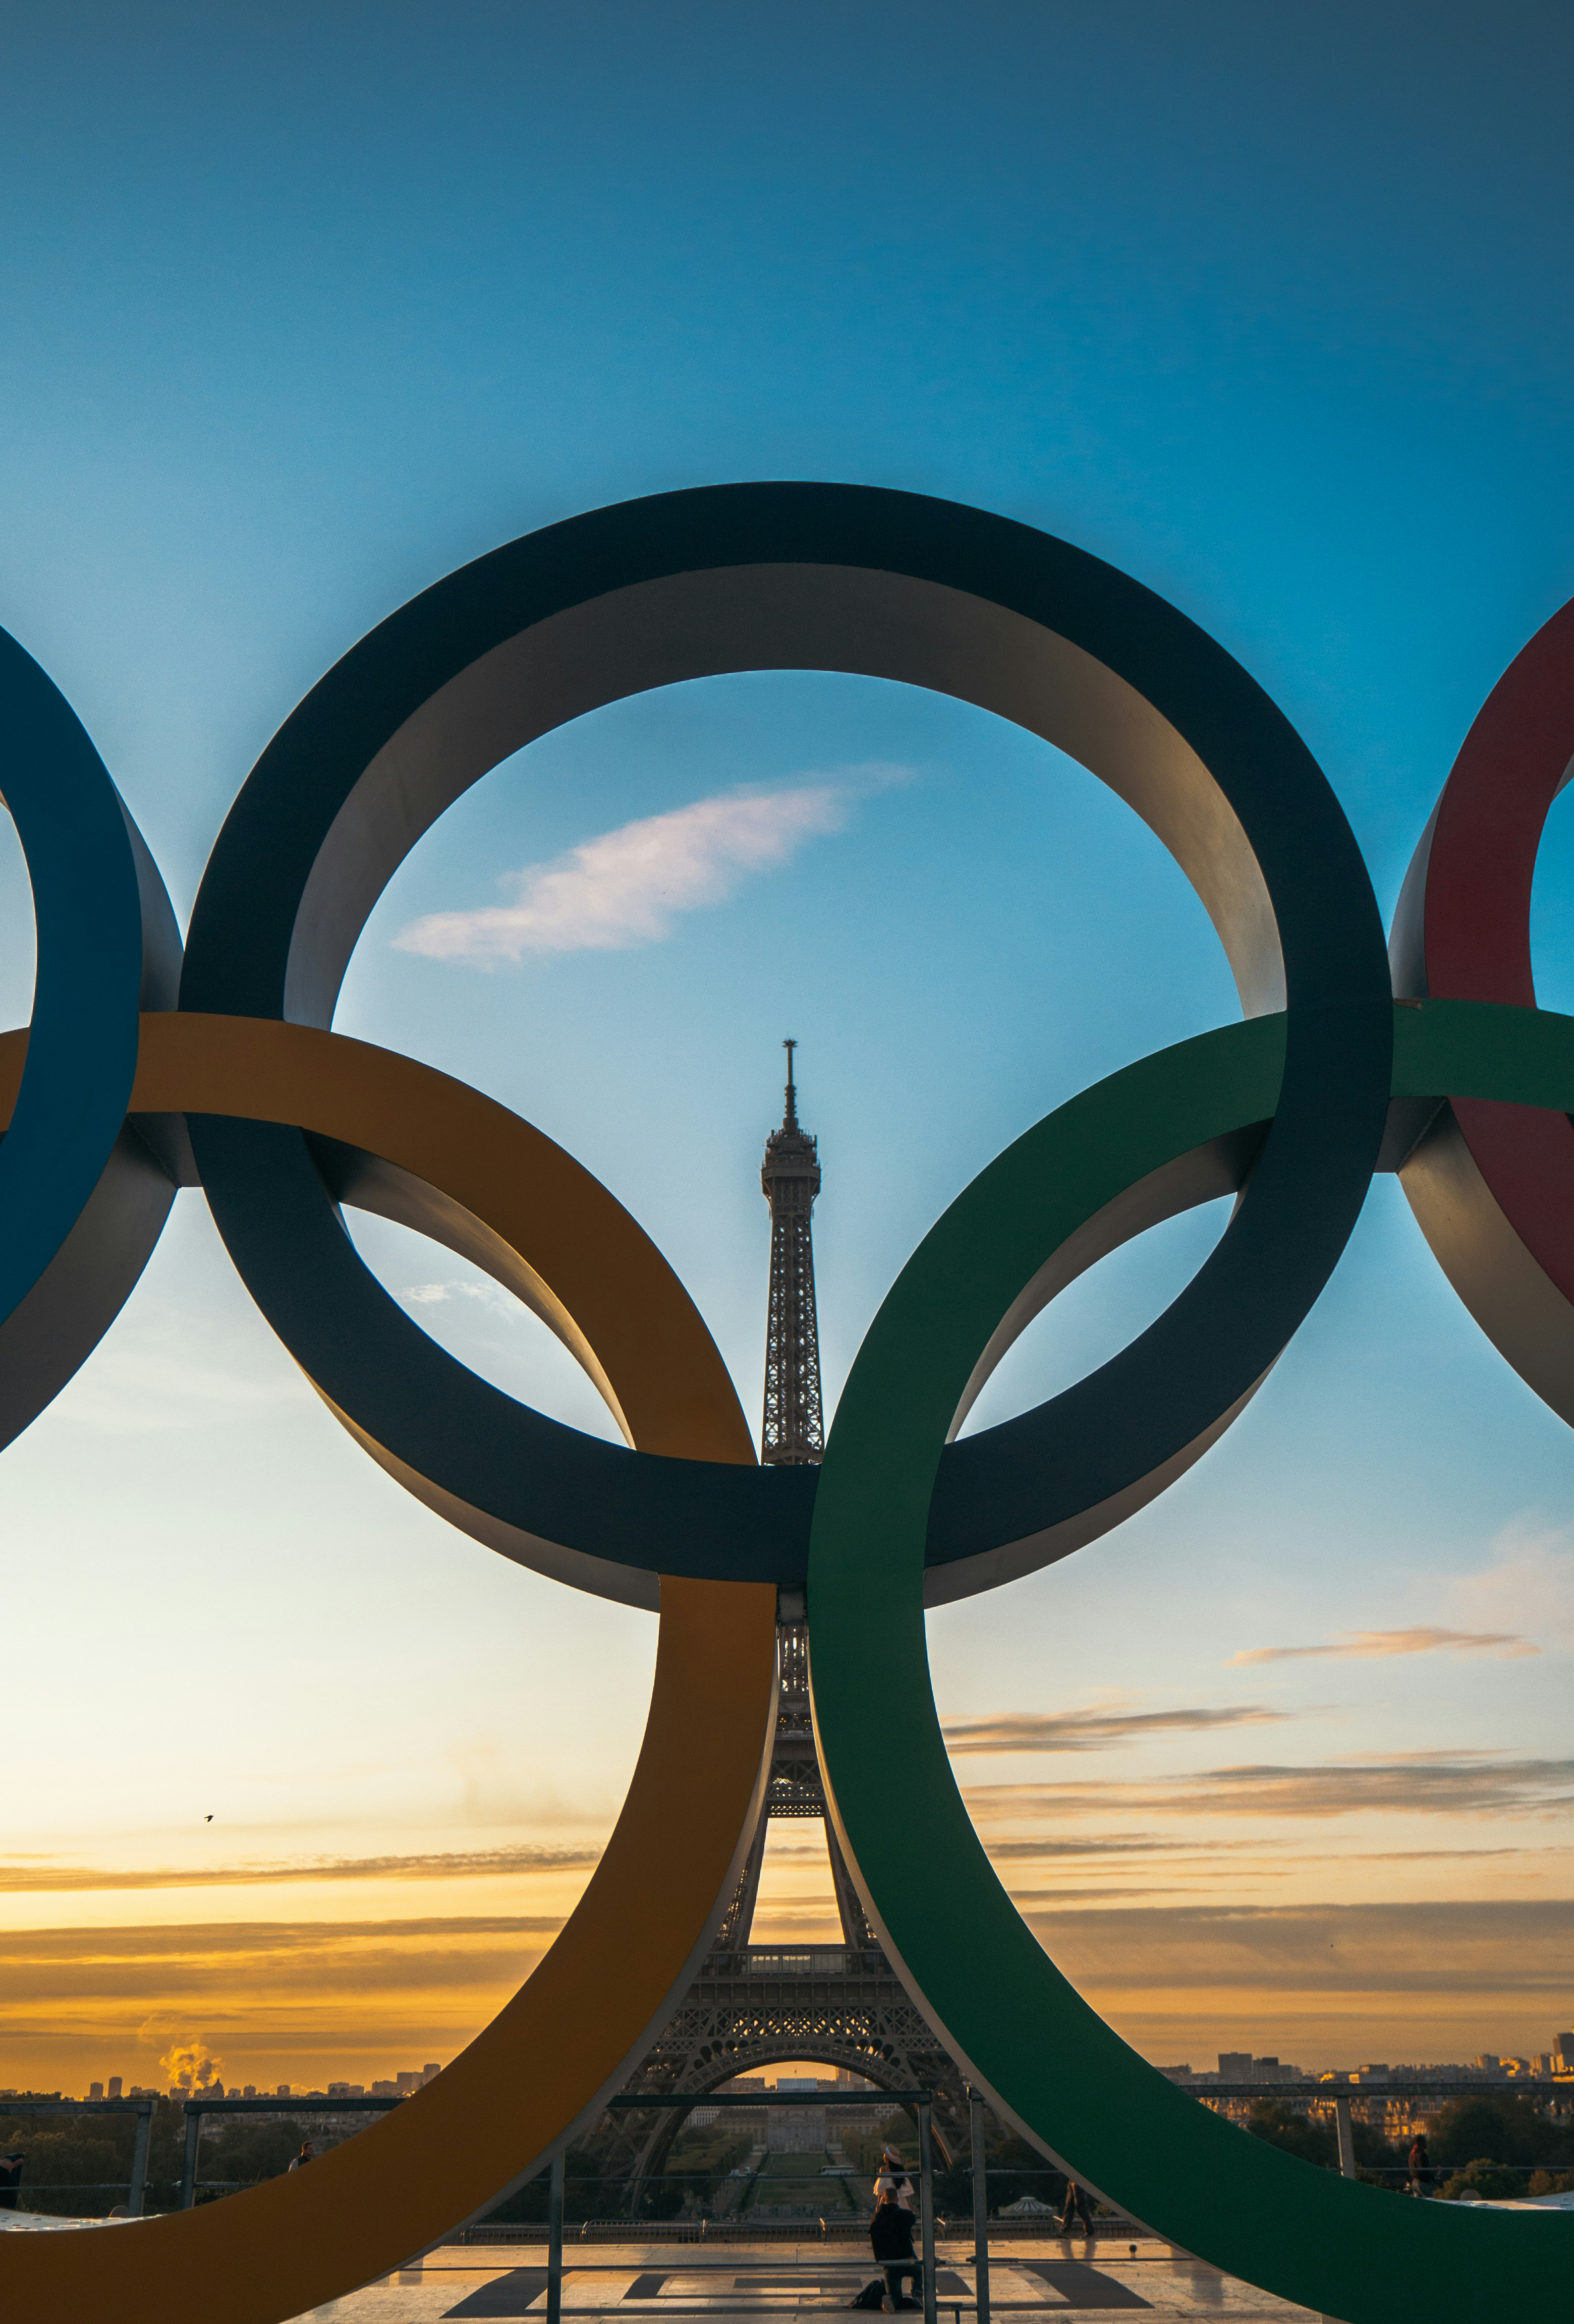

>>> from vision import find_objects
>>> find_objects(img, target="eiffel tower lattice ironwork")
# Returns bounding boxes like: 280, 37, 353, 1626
588, 1047, 970, 2212
761, 1038, 824, 1466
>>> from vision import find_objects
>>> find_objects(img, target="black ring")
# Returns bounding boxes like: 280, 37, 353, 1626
181, 483, 1392, 1605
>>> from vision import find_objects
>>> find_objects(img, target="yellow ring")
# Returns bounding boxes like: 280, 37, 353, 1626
0, 1014, 777, 2322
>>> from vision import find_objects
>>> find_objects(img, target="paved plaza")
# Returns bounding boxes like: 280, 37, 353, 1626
282, 2239, 1319, 2324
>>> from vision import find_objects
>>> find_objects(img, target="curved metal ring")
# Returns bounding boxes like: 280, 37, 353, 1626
0, 627, 182, 1449
180, 481, 1393, 1607
0, 1011, 777, 2323
1391, 592, 1574, 1422
807, 998, 1573, 2324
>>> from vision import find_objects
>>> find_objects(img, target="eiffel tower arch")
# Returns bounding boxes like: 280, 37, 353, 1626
588, 1050, 972, 2209
589, 1620, 971, 2204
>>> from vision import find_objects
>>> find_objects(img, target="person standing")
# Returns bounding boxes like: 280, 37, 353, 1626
869, 2178, 923, 2310
879, 2144, 917, 2211
1058, 2176, 1094, 2236
0, 2151, 23, 2211
1408, 2133, 1434, 2197
288, 2138, 315, 2173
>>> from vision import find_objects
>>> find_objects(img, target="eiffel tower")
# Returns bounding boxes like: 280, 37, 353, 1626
592, 1043, 969, 2209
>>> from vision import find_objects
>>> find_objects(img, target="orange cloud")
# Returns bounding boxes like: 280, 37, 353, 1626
965, 1751, 1574, 1820
1230, 1626, 1536, 1665
0, 1916, 566, 2094
0, 1842, 601, 1896
942, 1704, 1287, 1753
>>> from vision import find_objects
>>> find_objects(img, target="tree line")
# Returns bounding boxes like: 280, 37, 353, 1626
0, 2096, 331, 2216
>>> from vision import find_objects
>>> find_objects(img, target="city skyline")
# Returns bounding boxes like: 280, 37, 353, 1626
36, 2037, 1574, 2108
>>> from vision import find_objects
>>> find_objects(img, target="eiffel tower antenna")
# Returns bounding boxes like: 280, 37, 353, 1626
761, 1038, 824, 1466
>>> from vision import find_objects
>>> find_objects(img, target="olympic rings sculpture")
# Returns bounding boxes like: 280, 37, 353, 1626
2, 482, 1572, 2323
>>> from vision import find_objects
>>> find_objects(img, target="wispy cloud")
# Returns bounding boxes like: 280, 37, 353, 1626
1449, 1518, 1574, 1648
0, 1914, 565, 1963
0, 1842, 601, 1895
393, 766, 907, 965
942, 1705, 1288, 1754
0, 1919, 573, 2087
1009, 1896, 1574, 2002
402, 1279, 520, 1320
1344, 1845, 1563, 1863
980, 1834, 1265, 1859
0, 1916, 567, 2014
965, 1751, 1574, 1820
1230, 1626, 1536, 1666
1192, 1755, 1574, 1817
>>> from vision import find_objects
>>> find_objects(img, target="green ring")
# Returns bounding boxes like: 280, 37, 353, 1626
808, 999, 1571, 2321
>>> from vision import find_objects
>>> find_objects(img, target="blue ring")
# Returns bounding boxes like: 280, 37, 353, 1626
0, 627, 180, 1442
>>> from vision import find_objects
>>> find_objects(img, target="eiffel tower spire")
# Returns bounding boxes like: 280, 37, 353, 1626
761, 1038, 824, 1466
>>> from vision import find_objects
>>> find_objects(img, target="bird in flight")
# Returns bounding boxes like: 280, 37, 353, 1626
205, 1815, 213, 1823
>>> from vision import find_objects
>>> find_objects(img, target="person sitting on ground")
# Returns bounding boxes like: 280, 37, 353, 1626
288, 2138, 315, 2172
869, 2177, 923, 2310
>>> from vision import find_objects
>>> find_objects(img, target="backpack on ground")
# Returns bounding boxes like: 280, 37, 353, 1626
850, 2278, 885, 2310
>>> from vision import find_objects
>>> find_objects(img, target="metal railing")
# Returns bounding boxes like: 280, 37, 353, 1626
456, 2214, 1135, 2244
178, 2094, 403, 2209
0, 2097, 155, 2217
737, 1951, 862, 1974
1187, 2075, 1574, 2182
589, 2089, 945, 2324
700, 1948, 888, 1978
1193, 2075, 1573, 2099
15, 2073, 1559, 2237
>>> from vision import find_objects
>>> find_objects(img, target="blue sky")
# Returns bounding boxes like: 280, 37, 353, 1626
3, 2, 1574, 2093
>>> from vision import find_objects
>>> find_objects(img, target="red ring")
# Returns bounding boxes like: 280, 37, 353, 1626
1391, 594, 1574, 1401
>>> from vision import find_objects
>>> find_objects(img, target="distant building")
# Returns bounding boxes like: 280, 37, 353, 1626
1475, 2054, 1503, 2077
276, 2085, 291, 2099
395, 2071, 420, 2094
767, 2101, 825, 2152
1552, 2034, 1574, 2074
242, 2085, 257, 2099
106, 2077, 122, 2100
1216, 2054, 1300, 2084
421, 2064, 441, 2084
88, 2082, 103, 2101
